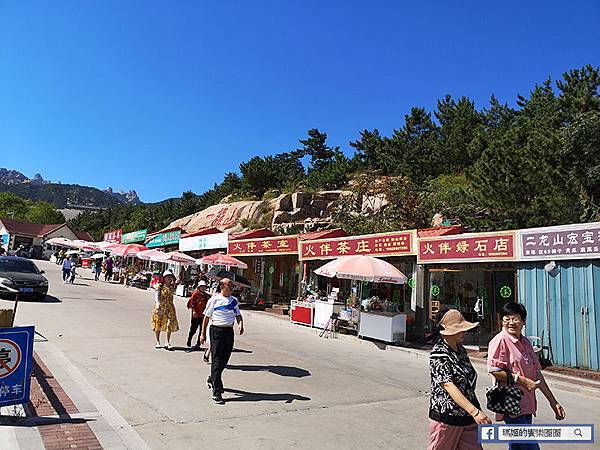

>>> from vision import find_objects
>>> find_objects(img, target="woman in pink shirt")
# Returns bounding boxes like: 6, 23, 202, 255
487, 302, 566, 450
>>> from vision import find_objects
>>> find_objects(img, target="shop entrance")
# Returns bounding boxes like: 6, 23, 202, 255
427, 264, 516, 349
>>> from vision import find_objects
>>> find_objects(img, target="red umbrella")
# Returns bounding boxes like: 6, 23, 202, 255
161, 251, 198, 265
198, 252, 248, 269
110, 243, 148, 257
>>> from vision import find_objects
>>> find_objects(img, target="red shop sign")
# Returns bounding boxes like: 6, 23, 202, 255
417, 232, 516, 264
103, 229, 122, 243
300, 231, 416, 260
228, 236, 299, 256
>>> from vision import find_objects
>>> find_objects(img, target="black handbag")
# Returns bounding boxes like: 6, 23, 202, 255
486, 367, 522, 417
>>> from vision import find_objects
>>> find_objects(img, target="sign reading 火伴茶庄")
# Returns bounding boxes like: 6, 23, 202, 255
418, 232, 516, 264
228, 236, 299, 256
299, 231, 416, 260
121, 229, 148, 244
519, 222, 600, 261
0, 326, 34, 408
146, 230, 181, 248
103, 229, 122, 243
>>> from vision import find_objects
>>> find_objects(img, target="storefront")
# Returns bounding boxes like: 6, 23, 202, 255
0, 218, 81, 258
418, 231, 517, 349
299, 230, 418, 341
121, 229, 147, 244
178, 228, 228, 259
517, 222, 600, 371
228, 235, 300, 305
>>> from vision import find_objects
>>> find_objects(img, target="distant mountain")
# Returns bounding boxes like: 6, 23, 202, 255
0, 168, 142, 208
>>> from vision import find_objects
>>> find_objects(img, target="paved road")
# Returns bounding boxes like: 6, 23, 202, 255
7, 260, 600, 449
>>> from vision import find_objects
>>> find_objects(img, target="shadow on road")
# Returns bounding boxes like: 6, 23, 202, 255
0, 416, 95, 427
223, 388, 310, 403
226, 364, 311, 378
0, 295, 62, 303
232, 348, 253, 354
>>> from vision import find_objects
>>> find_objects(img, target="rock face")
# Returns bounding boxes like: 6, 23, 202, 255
166, 191, 350, 234
104, 188, 141, 205
0, 168, 29, 185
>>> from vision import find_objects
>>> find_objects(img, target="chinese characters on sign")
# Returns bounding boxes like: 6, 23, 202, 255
228, 236, 299, 256
0, 326, 34, 408
299, 231, 416, 260
418, 232, 516, 263
520, 223, 600, 260
121, 229, 147, 244
103, 229, 122, 243
146, 230, 181, 248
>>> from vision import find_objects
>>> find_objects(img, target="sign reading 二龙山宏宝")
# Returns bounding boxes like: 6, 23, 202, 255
519, 222, 600, 261
418, 232, 516, 264
0, 326, 34, 408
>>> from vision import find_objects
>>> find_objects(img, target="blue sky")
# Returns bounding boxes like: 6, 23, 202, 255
1, 1, 599, 202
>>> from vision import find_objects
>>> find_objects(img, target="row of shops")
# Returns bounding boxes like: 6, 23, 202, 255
100, 221, 600, 371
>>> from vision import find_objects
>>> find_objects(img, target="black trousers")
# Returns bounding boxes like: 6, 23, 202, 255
209, 325, 234, 395
187, 316, 203, 343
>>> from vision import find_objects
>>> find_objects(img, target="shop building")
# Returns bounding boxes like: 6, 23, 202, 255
178, 227, 228, 259
517, 222, 600, 371
0, 218, 81, 257
417, 231, 518, 349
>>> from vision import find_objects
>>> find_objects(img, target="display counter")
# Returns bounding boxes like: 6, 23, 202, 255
313, 301, 344, 329
359, 311, 406, 343
290, 300, 314, 327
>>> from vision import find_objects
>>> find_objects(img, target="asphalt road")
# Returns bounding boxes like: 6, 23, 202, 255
7, 260, 600, 449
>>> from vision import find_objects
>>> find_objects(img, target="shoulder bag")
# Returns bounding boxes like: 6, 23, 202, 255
486, 366, 522, 417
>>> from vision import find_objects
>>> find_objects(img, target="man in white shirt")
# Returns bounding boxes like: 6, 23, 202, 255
62, 256, 73, 283
201, 278, 244, 404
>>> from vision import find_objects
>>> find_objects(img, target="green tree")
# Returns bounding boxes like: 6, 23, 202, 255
350, 129, 384, 170
557, 65, 600, 121
297, 129, 340, 171
0, 192, 30, 220
27, 201, 65, 224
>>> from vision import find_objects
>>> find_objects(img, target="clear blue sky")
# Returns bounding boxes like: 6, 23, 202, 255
1, 1, 599, 202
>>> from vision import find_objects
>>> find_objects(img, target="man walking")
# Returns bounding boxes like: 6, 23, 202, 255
200, 278, 244, 405
104, 256, 113, 281
186, 280, 210, 352
62, 256, 73, 283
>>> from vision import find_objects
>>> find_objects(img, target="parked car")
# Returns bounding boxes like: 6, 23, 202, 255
0, 256, 49, 300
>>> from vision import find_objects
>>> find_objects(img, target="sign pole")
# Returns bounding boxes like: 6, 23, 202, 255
11, 292, 19, 327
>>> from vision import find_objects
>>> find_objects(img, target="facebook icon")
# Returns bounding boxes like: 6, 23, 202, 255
481, 426, 496, 442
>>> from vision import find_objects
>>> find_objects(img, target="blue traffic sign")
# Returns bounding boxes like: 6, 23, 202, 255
0, 326, 34, 407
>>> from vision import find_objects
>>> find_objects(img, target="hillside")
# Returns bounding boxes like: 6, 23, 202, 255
0, 183, 122, 209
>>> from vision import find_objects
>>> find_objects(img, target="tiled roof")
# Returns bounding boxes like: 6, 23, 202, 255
417, 225, 463, 238
229, 228, 275, 240
180, 227, 223, 239
299, 228, 347, 241
0, 218, 66, 238
74, 230, 94, 241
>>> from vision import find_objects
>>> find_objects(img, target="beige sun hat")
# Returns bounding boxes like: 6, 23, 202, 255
162, 270, 175, 278
439, 309, 479, 335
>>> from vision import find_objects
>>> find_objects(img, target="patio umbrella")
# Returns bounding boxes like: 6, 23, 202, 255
65, 250, 80, 255
90, 253, 105, 259
136, 249, 166, 261
205, 268, 252, 288
46, 237, 72, 247
314, 255, 408, 284
110, 243, 148, 257
198, 252, 248, 269
161, 251, 198, 265
95, 241, 118, 250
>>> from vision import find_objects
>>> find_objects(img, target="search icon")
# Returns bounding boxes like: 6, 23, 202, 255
574, 428, 583, 437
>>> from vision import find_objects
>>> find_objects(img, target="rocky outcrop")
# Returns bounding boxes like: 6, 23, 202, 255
165, 191, 351, 234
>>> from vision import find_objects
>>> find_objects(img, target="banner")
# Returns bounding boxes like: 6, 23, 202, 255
103, 229, 122, 243
179, 232, 228, 251
418, 232, 516, 264
146, 230, 181, 248
121, 229, 147, 244
299, 231, 416, 260
519, 222, 600, 261
228, 236, 299, 256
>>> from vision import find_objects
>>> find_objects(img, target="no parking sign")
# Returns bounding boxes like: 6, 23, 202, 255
0, 326, 34, 407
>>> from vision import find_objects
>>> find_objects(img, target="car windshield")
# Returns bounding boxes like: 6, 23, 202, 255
0, 259, 40, 274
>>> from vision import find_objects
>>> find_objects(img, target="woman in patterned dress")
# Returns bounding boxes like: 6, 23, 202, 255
428, 309, 492, 450
152, 270, 179, 350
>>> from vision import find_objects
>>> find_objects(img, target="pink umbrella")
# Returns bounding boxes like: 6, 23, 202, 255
314, 255, 407, 284
161, 251, 198, 265
136, 249, 166, 261
198, 252, 248, 269
110, 243, 148, 256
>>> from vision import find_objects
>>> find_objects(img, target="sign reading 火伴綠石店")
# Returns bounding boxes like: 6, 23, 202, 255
519, 222, 600, 261
417, 231, 516, 264
228, 236, 299, 256
299, 231, 416, 260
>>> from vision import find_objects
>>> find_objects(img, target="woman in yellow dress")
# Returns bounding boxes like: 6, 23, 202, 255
152, 270, 179, 349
